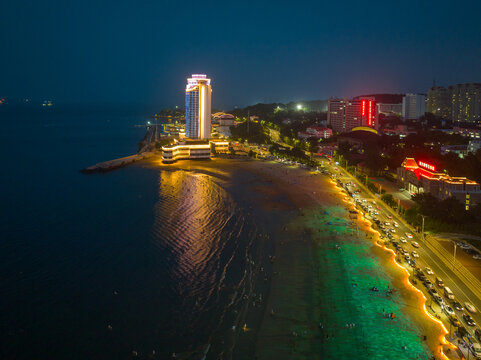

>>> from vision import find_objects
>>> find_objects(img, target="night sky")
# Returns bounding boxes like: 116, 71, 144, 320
1, 0, 480, 109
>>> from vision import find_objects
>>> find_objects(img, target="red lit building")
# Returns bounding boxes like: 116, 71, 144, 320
397, 157, 481, 209
327, 97, 378, 133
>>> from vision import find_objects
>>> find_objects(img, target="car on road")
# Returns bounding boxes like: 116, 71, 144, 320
473, 254, 481, 260
425, 267, 434, 275
464, 313, 476, 326
453, 301, 464, 311
387, 215, 393, 219
411, 251, 419, 258
400, 237, 407, 243
424, 279, 434, 288
384, 222, 391, 226
465, 302, 477, 313
435, 277, 444, 287
434, 294, 444, 306
450, 316, 462, 327
404, 254, 411, 261
428, 288, 437, 296
406, 233, 414, 239
390, 228, 396, 233
444, 305, 455, 316
416, 271, 426, 281
412, 242, 420, 248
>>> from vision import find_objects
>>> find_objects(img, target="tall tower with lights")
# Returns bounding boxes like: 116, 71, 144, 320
185, 74, 212, 139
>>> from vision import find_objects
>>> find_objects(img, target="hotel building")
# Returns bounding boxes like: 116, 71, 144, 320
185, 74, 212, 139
327, 97, 378, 133
161, 74, 230, 163
397, 157, 481, 209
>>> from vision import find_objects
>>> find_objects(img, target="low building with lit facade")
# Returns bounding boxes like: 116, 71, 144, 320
397, 157, 481, 209
298, 126, 332, 139
441, 145, 469, 158
327, 97, 378, 133
161, 139, 229, 163
377, 103, 402, 116
453, 126, 481, 139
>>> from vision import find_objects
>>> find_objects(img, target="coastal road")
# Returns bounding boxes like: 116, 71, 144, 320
328, 162, 481, 349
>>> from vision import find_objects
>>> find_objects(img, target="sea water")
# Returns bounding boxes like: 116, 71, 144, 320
0, 106, 262, 359
0, 106, 432, 359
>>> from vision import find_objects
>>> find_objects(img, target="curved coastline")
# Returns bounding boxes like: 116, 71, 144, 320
142, 156, 447, 358
331, 177, 450, 359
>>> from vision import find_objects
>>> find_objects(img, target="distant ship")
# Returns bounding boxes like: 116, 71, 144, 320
42, 100, 53, 107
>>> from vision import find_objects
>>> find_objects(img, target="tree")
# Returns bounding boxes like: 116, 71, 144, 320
381, 193, 396, 208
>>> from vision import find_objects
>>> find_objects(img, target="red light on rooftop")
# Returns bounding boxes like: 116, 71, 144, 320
418, 161, 435, 171
368, 100, 373, 126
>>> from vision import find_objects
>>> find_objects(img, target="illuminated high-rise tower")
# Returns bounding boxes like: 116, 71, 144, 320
185, 74, 212, 139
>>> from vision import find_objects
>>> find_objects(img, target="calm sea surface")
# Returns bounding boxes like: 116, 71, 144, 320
0, 106, 431, 359
0, 106, 262, 359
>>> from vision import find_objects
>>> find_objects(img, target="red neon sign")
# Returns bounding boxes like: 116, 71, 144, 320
362, 100, 366, 116
418, 161, 435, 171
368, 100, 373, 126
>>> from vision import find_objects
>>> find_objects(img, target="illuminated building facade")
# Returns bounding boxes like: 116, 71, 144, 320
397, 157, 481, 209
185, 74, 212, 139
402, 93, 426, 120
298, 126, 332, 139
161, 139, 229, 163
450, 83, 481, 124
426, 83, 481, 123
327, 97, 377, 133
427, 86, 451, 119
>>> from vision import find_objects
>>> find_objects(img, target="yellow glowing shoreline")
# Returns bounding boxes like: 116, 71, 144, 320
330, 178, 456, 359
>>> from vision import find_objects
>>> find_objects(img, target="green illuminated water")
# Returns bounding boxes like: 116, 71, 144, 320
256, 203, 431, 359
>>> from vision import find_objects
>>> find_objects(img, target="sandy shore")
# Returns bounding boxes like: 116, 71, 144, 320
142, 155, 445, 358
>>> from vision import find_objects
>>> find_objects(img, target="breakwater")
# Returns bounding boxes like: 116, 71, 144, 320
81, 124, 159, 173
80, 152, 154, 173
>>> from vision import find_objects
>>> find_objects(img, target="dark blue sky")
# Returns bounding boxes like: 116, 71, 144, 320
1, 0, 480, 109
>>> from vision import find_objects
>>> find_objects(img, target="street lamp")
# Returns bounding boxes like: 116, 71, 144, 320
452, 243, 457, 271
420, 214, 427, 243
297, 104, 302, 110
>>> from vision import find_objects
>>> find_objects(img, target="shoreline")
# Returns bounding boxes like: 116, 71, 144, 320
141, 155, 446, 358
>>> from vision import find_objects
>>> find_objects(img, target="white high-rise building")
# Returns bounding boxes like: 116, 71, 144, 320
402, 93, 426, 120
185, 74, 212, 139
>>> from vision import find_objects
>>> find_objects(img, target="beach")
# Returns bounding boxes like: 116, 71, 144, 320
143, 155, 443, 359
